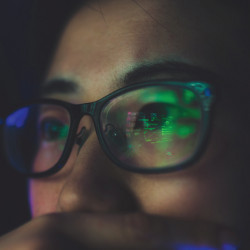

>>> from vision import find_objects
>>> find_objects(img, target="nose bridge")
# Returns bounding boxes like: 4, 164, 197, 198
56, 103, 139, 213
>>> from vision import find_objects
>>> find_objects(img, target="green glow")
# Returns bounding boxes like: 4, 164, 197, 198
176, 125, 196, 138
43, 121, 69, 142
139, 89, 179, 105
140, 106, 200, 142
50, 123, 69, 140
181, 108, 201, 119
182, 89, 196, 104
59, 125, 69, 139
128, 103, 200, 145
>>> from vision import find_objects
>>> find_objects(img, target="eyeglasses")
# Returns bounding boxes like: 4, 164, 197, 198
2, 80, 214, 177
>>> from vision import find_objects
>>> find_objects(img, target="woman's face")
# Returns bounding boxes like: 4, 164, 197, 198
29, 0, 249, 231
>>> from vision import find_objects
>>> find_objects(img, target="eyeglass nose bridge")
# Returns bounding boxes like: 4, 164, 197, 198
80, 102, 97, 116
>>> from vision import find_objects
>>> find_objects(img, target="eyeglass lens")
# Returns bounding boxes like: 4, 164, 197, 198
101, 85, 202, 170
4, 104, 71, 174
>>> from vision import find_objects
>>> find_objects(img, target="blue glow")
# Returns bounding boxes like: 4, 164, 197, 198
222, 244, 238, 250
174, 244, 238, 250
6, 107, 29, 128
204, 88, 211, 97
174, 244, 217, 250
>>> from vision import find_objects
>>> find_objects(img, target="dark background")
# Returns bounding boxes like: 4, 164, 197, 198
0, 0, 34, 235
0, 0, 84, 235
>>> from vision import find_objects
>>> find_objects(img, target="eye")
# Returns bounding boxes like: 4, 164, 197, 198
134, 103, 169, 130
39, 118, 69, 142
130, 102, 200, 143
134, 102, 180, 130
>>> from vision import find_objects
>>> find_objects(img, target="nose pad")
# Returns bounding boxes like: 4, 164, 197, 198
75, 115, 93, 152
76, 127, 89, 149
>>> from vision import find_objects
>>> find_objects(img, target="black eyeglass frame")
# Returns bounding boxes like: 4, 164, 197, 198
3, 80, 215, 178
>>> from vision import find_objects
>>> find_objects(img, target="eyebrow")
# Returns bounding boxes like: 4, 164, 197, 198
41, 79, 80, 96
122, 61, 219, 86
41, 61, 220, 96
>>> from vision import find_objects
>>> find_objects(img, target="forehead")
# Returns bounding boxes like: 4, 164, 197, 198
45, 0, 248, 100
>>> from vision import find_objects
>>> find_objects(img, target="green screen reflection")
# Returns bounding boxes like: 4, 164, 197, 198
126, 88, 201, 143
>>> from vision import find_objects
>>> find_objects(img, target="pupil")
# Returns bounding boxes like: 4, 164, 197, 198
134, 103, 168, 130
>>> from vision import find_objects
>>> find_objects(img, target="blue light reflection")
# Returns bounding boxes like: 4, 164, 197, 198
204, 88, 211, 97
222, 244, 238, 250
174, 245, 217, 250
174, 243, 238, 250
6, 107, 29, 128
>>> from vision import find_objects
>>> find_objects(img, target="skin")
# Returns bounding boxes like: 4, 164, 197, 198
0, 0, 249, 249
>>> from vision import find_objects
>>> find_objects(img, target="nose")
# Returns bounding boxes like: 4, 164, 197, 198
56, 115, 138, 213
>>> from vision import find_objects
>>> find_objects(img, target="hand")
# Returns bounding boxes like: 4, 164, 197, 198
0, 212, 243, 249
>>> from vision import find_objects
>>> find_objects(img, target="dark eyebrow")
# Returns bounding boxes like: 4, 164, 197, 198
41, 61, 220, 96
122, 61, 220, 86
41, 79, 80, 96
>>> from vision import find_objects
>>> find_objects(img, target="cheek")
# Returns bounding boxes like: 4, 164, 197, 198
29, 146, 78, 218
130, 175, 205, 216
29, 180, 60, 217
131, 170, 243, 228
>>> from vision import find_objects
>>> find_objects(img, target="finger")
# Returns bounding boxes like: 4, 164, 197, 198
0, 213, 241, 249
38, 212, 240, 249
